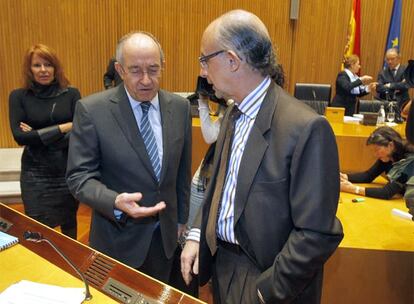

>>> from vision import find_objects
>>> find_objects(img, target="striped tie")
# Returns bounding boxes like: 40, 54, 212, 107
140, 102, 161, 181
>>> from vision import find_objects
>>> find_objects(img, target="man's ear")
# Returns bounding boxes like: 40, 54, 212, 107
226, 50, 242, 72
114, 62, 125, 79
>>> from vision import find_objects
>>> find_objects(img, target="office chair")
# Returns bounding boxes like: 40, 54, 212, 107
294, 83, 332, 103
300, 100, 328, 115
358, 99, 383, 113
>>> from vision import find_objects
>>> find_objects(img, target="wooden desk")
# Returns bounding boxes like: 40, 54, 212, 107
1, 245, 118, 303
322, 191, 414, 304
0, 203, 205, 304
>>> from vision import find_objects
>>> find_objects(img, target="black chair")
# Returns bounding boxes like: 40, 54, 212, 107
294, 83, 332, 104
358, 99, 383, 113
300, 100, 328, 115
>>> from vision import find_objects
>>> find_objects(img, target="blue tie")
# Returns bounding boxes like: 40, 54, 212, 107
140, 103, 161, 181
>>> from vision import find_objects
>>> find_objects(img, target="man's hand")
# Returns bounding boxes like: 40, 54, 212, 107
20, 122, 32, 132
177, 223, 187, 239
115, 192, 166, 218
181, 240, 199, 285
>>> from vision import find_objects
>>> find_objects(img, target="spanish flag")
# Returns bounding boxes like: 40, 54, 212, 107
343, 0, 361, 62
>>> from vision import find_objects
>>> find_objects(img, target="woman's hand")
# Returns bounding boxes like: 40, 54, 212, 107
360, 75, 373, 85
19, 122, 33, 132
58, 122, 73, 133
340, 172, 348, 182
367, 82, 377, 92
340, 180, 354, 192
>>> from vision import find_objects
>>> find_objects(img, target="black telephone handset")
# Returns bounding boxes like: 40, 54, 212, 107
195, 76, 227, 106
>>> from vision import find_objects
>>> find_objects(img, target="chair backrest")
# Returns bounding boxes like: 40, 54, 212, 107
358, 99, 383, 113
294, 83, 332, 103
300, 100, 328, 115
325, 107, 345, 123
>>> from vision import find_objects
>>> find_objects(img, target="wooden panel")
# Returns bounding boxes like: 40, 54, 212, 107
1, 0, 413, 148
289, 0, 352, 93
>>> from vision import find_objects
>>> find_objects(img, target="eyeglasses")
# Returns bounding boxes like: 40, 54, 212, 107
199, 50, 226, 68
119, 64, 161, 78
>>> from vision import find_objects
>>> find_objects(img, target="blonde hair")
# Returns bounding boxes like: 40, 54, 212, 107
343, 54, 359, 69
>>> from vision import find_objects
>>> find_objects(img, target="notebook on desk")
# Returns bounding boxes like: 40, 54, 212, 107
0, 230, 18, 251
325, 107, 345, 123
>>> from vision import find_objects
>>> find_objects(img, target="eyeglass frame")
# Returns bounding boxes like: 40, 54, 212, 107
118, 63, 162, 78
198, 50, 226, 68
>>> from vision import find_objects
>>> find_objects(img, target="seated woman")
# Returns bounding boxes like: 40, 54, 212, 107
331, 55, 376, 116
340, 126, 414, 199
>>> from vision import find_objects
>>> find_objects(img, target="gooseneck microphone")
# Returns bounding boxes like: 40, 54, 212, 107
23, 231, 93, 301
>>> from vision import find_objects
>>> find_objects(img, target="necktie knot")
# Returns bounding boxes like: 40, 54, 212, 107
141, 102, 151, 115
230, 106, 242, 122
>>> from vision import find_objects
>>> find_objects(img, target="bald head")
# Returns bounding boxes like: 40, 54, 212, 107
203, 10, 277, 77
116, 31, 164, 66
385, 48, 400, 69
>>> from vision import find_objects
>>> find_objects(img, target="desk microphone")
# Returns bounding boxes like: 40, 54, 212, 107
23, 230, 93, 301
312, 89, 317, 101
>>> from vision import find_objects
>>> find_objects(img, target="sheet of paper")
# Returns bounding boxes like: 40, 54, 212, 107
0, 280, 85, 304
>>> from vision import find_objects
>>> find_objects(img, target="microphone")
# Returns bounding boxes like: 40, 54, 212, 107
312, 89, 317, 101
24, 230, 93, 301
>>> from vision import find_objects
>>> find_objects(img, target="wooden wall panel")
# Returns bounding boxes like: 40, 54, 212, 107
289, 0, 352, 93
0, 0, 413, 148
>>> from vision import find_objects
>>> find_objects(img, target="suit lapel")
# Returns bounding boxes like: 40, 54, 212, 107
233, 83, 279, 225
158, 90, 172, 183
109, 86, 157, 180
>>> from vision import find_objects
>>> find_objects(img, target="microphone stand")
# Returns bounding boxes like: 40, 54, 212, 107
24, 231, 93, 301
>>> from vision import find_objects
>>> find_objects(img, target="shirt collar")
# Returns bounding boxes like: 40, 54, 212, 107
344, 68, 359, 82
124, 86, 160, 111
237, 76, 271, 119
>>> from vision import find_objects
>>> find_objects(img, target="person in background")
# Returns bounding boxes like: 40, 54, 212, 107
181, 10, 343, 303
9, 44, 81, 238
340, 126, 414, 199
103, 57, 123, 89
376, 48, 410, 109
66, 31, 191, 285
331, 55, 376, 116
403, 59, 414, 215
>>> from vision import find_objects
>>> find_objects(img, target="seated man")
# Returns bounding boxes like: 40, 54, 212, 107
376, 48, 410, 109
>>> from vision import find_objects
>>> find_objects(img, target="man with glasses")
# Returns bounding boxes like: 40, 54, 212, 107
67, 31, 191, 284
181, 10, 343, 303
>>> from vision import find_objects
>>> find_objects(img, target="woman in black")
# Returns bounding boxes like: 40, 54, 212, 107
331, 55, 376, 116
9, 44, 81, 238
340, 126, 414, 199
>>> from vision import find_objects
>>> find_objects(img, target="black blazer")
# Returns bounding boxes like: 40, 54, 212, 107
198, 82, 343, 303
331, 70, 369, 116
66, 85, 191, 267
376, 64, 410, 107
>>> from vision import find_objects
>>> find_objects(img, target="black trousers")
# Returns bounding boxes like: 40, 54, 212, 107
138, 226, 199, 297
212, 241, 261, 304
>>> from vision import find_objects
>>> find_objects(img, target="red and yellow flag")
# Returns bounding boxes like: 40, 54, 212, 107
343, 0, 361, 64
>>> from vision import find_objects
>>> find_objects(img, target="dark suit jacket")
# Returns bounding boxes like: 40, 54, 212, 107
198, 82, 343, 303
331, 70, 369, 116
66, 85, 191, 268
103, 58, 123, 89
376, 64, 410, 108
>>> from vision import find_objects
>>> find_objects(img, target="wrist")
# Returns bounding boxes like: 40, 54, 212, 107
355, 186, 361, 195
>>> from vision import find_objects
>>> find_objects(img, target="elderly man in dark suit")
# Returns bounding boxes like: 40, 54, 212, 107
66, 31, 191, 283
181, 10, 343, 304
376, 48, 410, 108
